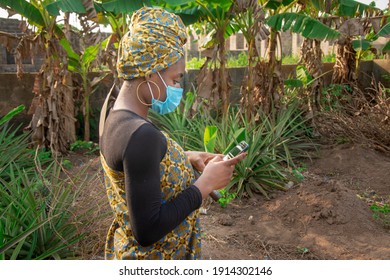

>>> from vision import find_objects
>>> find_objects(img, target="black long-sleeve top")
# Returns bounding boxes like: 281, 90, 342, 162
100, 109, 202, 247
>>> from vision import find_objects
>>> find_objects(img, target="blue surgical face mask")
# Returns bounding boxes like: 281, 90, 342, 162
150, 72, 183, 115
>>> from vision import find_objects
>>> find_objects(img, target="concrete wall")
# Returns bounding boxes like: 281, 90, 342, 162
1, 60, 389, 139
0, 73, 35, 128
184, 60, 390, 101
0, 18, 44, 72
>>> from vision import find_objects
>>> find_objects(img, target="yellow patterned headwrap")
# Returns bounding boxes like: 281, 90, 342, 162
117, 7, 187, 80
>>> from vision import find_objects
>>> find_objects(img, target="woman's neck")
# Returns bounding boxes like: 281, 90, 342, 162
113, 80, 149, 118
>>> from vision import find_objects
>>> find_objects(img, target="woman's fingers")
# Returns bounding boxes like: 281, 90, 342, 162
223, 153, 247, 166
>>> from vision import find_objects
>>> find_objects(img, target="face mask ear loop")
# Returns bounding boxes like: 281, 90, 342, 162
146, 81, 155, 100
136, 80, 161, 106
157, 72, 168, 88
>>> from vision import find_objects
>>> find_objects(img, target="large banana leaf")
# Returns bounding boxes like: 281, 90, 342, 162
377, 22, 390, 52
168, 5, 203, 26
59, 38, 80, 72
267, 12, 340, 41
337, 0, 377, 17
378, 22, 390, 38
0, 0, 45, 28
164, 0, 194, 5
45, 0, 86, 16
352, 38, 371, 51
265, 0, 295, 10
101, 0, 151, 14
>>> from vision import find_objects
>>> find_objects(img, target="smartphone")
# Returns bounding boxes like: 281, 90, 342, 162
210, 141, 249, 201
223, 141, 250, 161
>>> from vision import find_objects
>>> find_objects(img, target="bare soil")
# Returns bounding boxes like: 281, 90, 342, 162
73, 144, 390, 260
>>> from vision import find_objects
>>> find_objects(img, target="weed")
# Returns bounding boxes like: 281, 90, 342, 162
70, 140, 99, 155
297, 246, 310, 255
292, 164, 306, 181
186, 57, 207, 69
322, 53, 336, 63
227, 52, 248, 67
218, 189, 237, 208
370, 203, 390, 228
62, 159, 73, 169
336, 136, 351, 144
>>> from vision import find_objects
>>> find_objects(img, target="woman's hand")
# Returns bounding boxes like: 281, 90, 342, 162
193, 153, 247, 199
185, 151, 218, 172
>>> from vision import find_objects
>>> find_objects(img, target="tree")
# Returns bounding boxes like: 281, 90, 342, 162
230, 0, 269, 120
0, 0, 79, 154
240, 0, 339, 116
161, 0, 235, 115
329, 0, 383, 87
1, 0, 152, 145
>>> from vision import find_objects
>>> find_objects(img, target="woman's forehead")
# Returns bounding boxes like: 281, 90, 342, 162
164, 59, 185, 75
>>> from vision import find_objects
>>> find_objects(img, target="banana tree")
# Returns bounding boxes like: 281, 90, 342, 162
377, 22, 390, 53
267, 0, 386, 110
42, 0, 154, 141
198, 0, 235, 115
60, 38, 109, 141
164, 0, 236, 115
93, 0, 153, 85
246, 0, 300, 115
229, 0, 269, 120
329, 0, 384, 86
296, 1, 330, 113
0, 0, 82, 154
229, 0, 339, 118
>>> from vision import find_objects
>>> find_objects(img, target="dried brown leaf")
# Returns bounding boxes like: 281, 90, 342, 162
338, 19, 365, 37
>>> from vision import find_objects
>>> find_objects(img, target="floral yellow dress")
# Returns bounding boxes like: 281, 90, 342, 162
100, 132, 201, 259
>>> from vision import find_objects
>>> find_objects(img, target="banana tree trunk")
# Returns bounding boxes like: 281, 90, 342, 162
243, 38, 255, 121
218, 36, 230, 114
301, 38, 323, 113
82, 72, 91, 142
250, 28, 282, 116
248, 38, 255, 119
332, 37, 357, 85
29, 38, 76, 155
266, 27, 280, 114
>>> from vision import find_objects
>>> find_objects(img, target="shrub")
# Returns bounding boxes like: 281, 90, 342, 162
151, 94, 315, 198
0, 107, 98, 259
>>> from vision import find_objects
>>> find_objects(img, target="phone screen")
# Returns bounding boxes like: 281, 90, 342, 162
223, 141, 249, 160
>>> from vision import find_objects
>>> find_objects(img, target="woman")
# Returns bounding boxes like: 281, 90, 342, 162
99, 7, 246, 260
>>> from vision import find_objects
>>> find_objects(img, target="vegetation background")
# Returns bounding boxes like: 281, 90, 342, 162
0, 0, 389, 260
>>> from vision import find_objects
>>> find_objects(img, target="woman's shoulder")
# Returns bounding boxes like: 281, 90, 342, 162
107, 109, 164, 142
106, 109, 148, 129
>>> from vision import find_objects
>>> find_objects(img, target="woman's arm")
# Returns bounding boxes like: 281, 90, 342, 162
123, 124, 202, 247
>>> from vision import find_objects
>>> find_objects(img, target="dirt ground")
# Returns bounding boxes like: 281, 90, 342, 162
74, 143, 390, 260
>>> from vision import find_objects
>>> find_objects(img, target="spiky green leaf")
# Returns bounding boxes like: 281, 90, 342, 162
338, 0, 374, 17
0, 105, 25, 126
223, 128, 247, 155
0, 216, 55, 254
